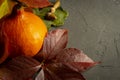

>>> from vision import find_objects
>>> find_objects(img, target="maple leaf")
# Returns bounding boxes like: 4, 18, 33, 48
34, 29, 98, 80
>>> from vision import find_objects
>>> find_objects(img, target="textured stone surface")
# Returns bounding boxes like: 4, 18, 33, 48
60, 0, 120, 80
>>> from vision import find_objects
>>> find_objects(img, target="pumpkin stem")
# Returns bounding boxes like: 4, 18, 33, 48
11, 3, 22, 16
11, 2, 27, 17
10, 0, 27, 16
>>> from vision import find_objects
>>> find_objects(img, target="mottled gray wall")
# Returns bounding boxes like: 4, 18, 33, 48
60, 0, 120, 80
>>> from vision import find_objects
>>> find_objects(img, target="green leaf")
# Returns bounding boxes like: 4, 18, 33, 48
0, 0, 9, 19
33, 7, 69, 29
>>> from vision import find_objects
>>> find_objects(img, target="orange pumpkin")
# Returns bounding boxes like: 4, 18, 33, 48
0, 6, 47, 64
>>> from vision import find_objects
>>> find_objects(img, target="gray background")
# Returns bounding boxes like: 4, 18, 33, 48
60, 0, 120, 80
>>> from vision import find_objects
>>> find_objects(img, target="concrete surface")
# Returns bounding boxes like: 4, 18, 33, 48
61, 0, 120, 80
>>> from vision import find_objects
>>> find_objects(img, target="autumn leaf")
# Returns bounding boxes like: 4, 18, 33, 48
18, 0, 51, 8
0, 0, 16, 19
34, 29, 98, 80
0, 56, 41, 80
35, 29, 68, 62
0, 0, 9, 19
42, 29, 68, 59
37, 63, 86, 80
55, 48, 98, 72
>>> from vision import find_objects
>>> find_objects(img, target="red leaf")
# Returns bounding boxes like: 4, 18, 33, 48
36, 29, 68, 61
55, 48, 98, 72
4, 56, 41, 80
34, 29, 99, 80
19, 0, 51, 8
45, 63, 86, 80
35, 63, 85, 80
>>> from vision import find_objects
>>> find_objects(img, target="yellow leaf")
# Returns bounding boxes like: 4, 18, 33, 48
0, 0, 10, 19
